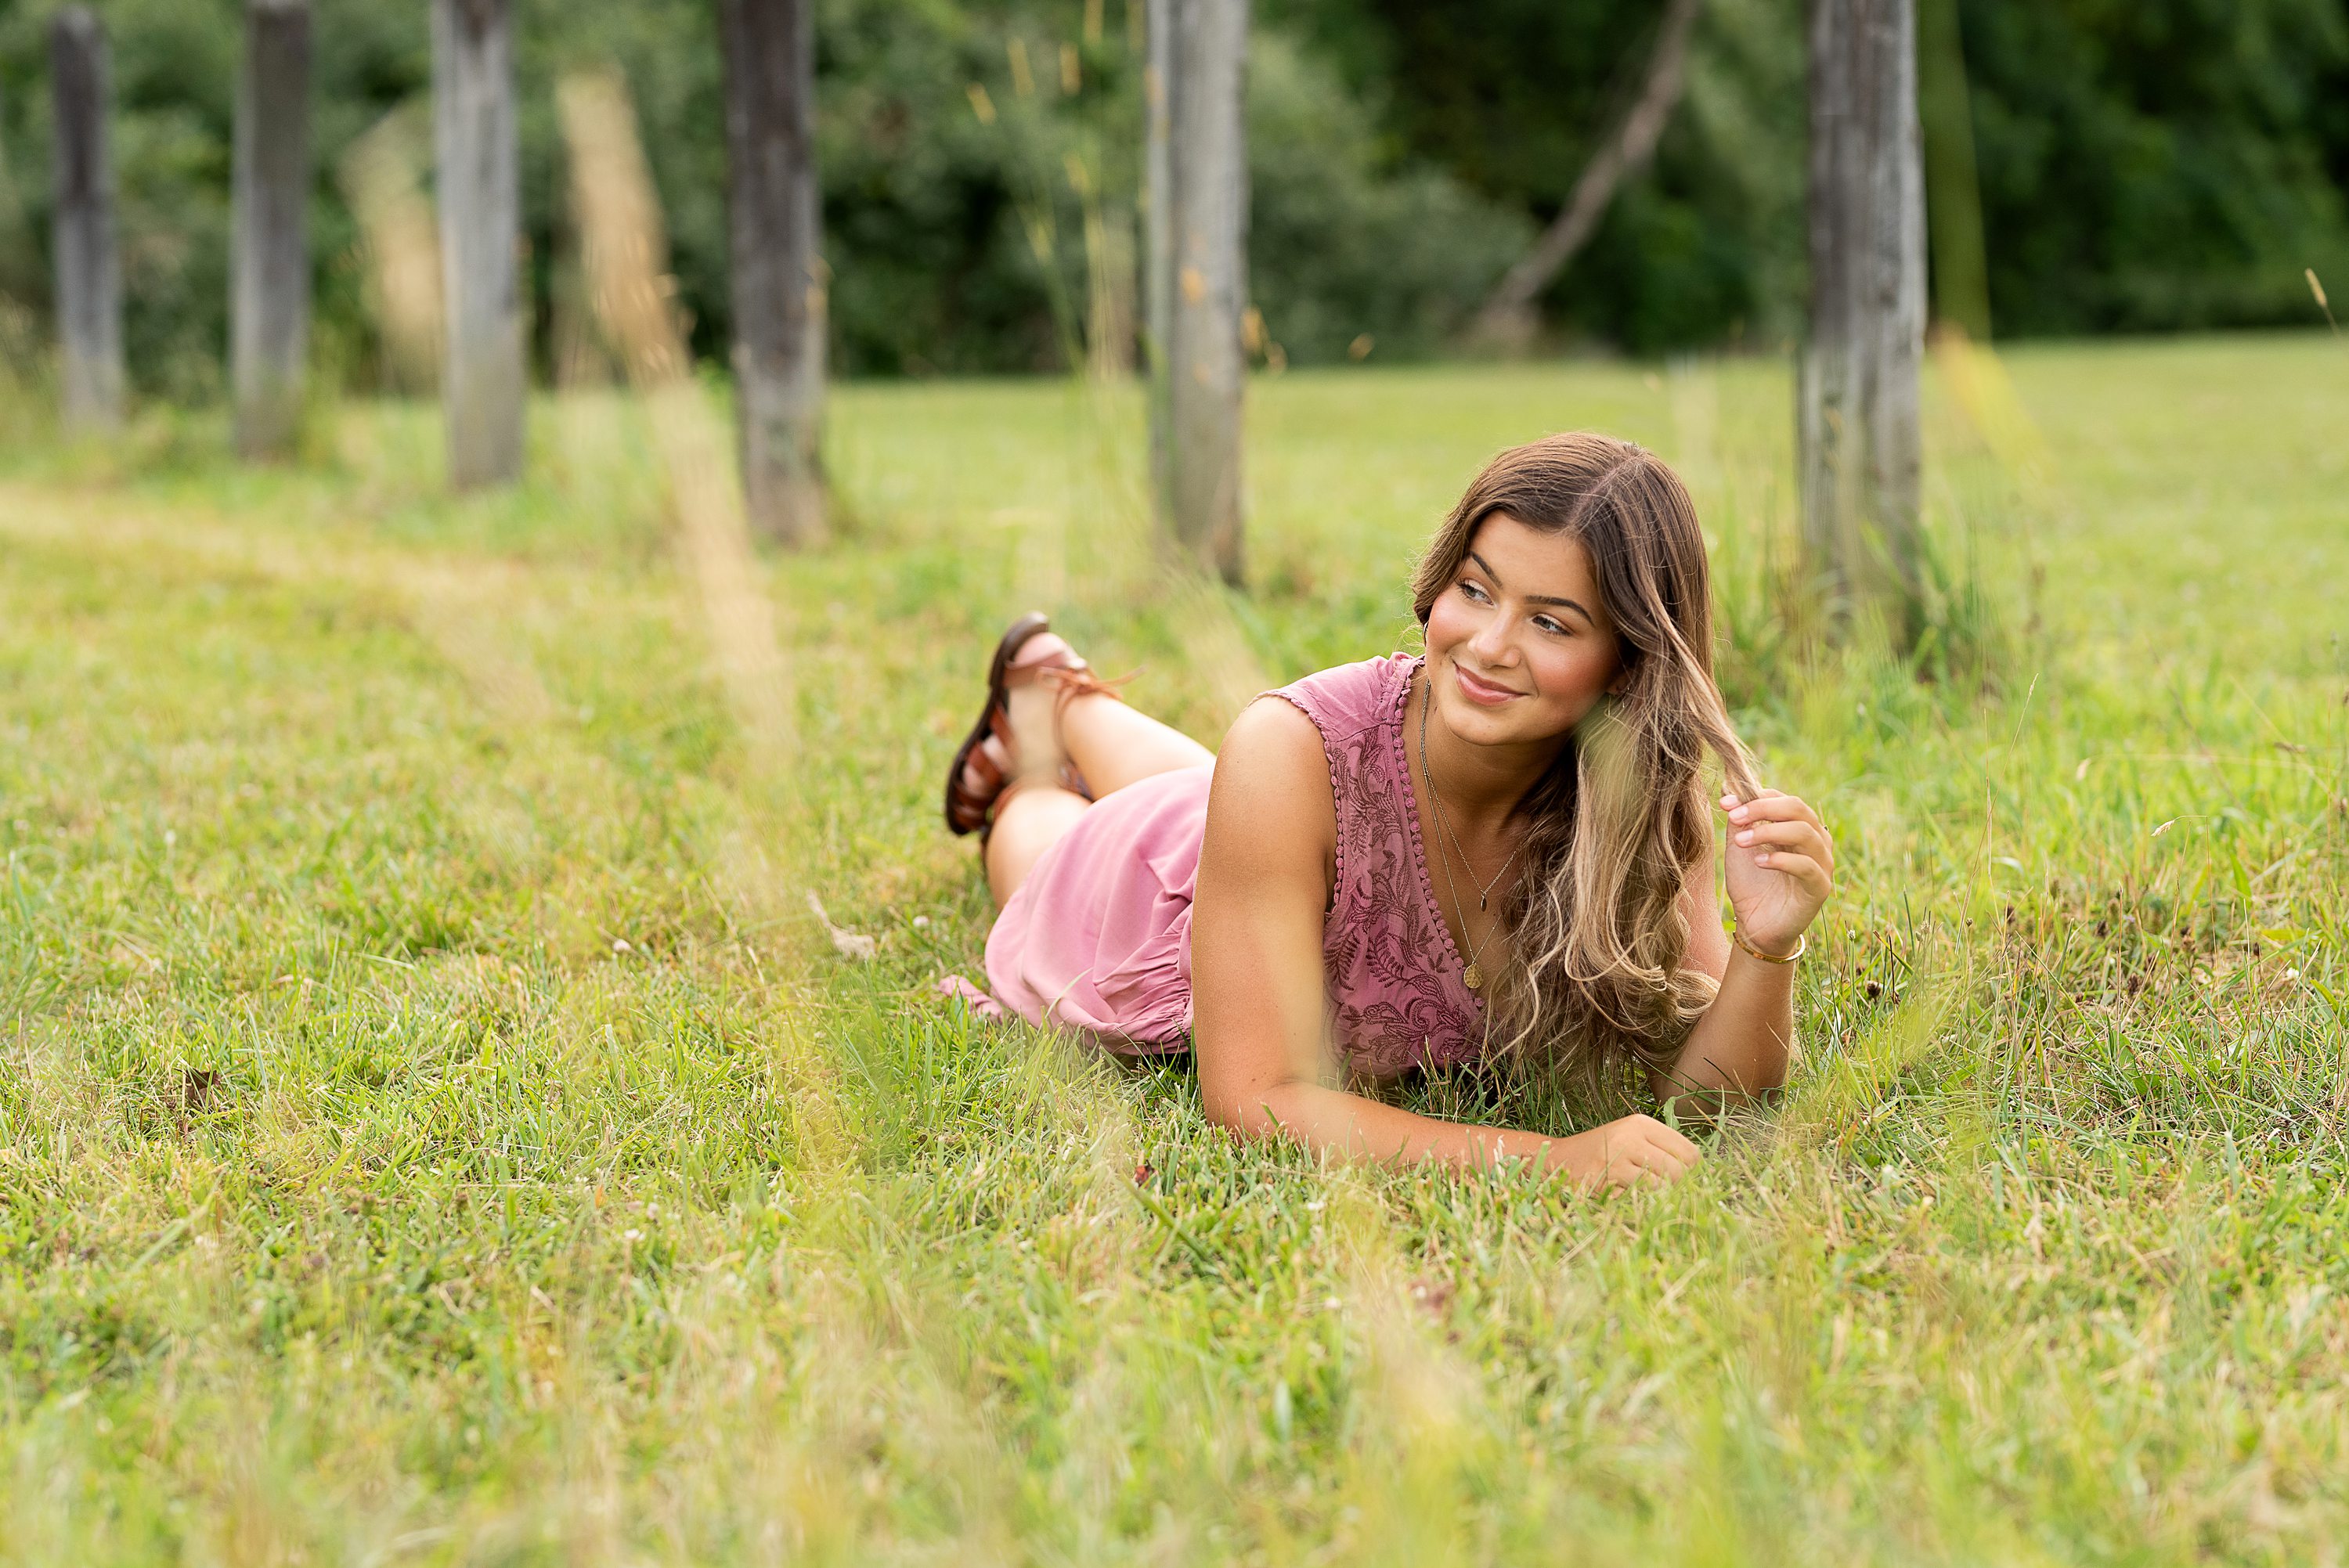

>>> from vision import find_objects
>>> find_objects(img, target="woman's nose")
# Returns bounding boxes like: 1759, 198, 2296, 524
1469, 614, 1515, 662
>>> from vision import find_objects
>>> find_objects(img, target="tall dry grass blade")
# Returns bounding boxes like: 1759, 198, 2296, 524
1931, 324, 2048, 488
557, 69, 796, 781
1930, 323, 2056, 659
555, 69, 840, 1169
1160, 571, 1270, 722
1081, 197, 1136, 381
337, 103, 443, 395
396, 561, 559, 730
1666, 354, 1720, 496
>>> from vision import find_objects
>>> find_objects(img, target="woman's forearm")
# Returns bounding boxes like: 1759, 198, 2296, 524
1658, 946, 1797, 1111
1211, 1078, 1694, 1187
1217, 1077, 1557, 1168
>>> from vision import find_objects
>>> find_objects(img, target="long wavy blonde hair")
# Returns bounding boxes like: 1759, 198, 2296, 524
1409, 432, 1761, 1097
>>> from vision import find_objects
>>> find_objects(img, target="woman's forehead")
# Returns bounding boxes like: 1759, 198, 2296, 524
1467, 513, 1599, 589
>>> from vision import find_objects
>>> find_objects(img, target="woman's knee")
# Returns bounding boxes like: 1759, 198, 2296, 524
983, 785, 1091, 905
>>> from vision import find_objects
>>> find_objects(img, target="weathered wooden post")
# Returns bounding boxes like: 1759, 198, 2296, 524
233, 0, 312, 460
1146, 0, 1249, 586
1799, 0, 1925, 644
719, 0, 826, 546
431, 0, 524, 488
50, 6, 122, 433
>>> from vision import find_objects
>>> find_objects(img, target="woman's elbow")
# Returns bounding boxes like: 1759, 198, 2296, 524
1200, 1070, 1303, 1140
1200, 1082, 1269, 1137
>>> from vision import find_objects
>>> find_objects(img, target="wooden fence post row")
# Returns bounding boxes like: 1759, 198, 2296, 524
1799, 0, 1926, 645
720, 0, 827, 546
1147, 0, 1249, 586
233, 0, 312, 460
51, 5, 122, 434
432, 0, 525, 488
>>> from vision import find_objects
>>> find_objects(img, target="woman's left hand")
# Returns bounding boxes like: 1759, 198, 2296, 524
1719, 788, 1835, 957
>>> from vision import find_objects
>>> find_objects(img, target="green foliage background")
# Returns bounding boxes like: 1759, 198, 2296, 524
0, 0, 2343, 397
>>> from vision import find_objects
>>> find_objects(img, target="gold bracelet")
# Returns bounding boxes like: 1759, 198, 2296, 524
1732, 927, 1805, 964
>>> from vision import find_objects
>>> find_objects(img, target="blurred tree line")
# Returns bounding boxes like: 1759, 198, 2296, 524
0, 0, 2341, 400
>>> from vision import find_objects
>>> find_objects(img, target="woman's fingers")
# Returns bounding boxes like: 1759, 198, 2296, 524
1725, 794, 1833, 870
1622, 1149, 1680, 1185
1732, 819, 1822, 850
1650, 1120, 1698, 1161
1640, 1151, 1692, 1184
1748, 850, 1831, 896
1732, 792, 1820, 826
1720, 792, 1835, 948
1734, 820, 1835, 872
1722, 793, 1824, 839
1635, 1123, 1699, 1177
1628, 1151, 1694, 1189
1589, 1116, 1701, 1191
1612, 1153, 1680, 1191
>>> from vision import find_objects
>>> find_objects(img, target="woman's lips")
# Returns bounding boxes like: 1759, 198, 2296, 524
1451, 661, 1521, 706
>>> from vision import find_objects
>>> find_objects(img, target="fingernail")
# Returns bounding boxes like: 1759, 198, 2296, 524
1737, 830, 1754, 845
1730, 807, 1748, 823
1755, 852, 1771, 865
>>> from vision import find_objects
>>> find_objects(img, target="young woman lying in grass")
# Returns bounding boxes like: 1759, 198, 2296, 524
942, 433, 1835, 1190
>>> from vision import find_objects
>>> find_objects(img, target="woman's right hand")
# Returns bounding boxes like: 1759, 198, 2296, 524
1550, 1114, 1702, 1191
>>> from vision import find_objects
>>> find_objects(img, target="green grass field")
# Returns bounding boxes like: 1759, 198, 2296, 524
3, 334, 2346, 1564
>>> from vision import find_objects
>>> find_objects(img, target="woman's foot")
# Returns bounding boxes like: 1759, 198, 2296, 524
944, 615, 1117, 838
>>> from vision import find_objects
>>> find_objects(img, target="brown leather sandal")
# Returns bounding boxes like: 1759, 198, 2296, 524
944, 615, 1128, 838
946, 612, 1051, 837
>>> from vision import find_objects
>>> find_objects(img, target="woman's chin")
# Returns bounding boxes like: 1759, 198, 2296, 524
1440, 694, 1568, 750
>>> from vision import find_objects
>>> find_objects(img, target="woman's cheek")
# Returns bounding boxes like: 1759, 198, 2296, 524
1423, 598, 1472, 657
1535, 641, 1612, 709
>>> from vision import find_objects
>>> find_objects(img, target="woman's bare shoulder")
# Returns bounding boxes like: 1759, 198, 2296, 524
1215, 695, 1329, 790
1203, 696, 1336, 857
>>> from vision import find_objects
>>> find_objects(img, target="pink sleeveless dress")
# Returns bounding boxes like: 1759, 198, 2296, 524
981, 654, 1486, 1077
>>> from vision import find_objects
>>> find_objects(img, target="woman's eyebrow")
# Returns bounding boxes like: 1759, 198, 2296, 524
1470, 550, 1591, 622
1528, 594, 1593, 622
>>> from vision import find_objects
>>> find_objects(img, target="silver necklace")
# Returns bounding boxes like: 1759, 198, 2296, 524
1416, 673, 1521, 991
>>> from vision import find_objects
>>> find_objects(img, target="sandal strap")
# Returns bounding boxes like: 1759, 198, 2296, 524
1047, 665, 1129, 717
947, 737, 1009, 834
1003, 644, 1090, 687
977, 773, 1046, 849
944, 611, 1052, 838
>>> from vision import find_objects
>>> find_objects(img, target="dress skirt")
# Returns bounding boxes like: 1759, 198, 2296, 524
983, 762, 1213, 1053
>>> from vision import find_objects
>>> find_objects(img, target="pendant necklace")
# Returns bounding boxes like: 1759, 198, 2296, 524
1417, 675, 1521, 991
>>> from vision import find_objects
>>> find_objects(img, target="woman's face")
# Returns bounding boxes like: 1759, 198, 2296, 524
1423, 512, 1624, 750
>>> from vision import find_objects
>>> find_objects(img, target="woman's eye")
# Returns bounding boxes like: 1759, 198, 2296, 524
1534, 615, 1568, 636
1458, 580, 1489, 604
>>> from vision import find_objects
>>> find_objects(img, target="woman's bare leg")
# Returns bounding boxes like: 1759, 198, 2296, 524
969, 633, 1216, 907
984, 784, 1090, 906
980, 669, 1102, 907
1047, 687, 1214, 797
